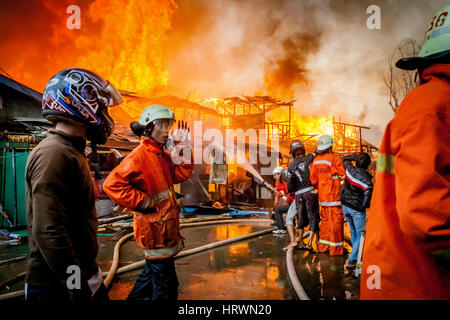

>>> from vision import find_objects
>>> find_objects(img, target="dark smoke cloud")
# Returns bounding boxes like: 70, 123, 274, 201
264, 31, 322, 99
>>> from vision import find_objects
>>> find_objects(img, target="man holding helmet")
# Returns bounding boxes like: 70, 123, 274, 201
103, 104, 193, 300
361, 5, 450, 299
25, 68, 122, 301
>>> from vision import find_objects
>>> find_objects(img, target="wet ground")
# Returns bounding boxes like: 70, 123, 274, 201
0, 219, 360, 300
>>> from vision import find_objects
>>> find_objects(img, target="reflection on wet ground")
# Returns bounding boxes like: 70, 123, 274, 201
108, 222, 360, 300
0, 220, 360, 300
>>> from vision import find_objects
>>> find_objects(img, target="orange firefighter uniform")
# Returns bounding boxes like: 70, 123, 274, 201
310, 153, 346, 255
103, 136, 193, 260
361, 64, 450, 300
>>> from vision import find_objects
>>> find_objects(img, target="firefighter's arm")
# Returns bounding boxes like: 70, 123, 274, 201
309, 162, 318, 186
306, 152, 317, 166
342, 154, 358, 170
103, 156, 154, 213
167, 147, 194, 184
169, 121, 194, 184
29, 150, 91, 296
395, 104, 450, 254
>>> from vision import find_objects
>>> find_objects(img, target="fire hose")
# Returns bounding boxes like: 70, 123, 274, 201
0, 218, 349, 300
103, 219, 273, 287
286, 231, 312, 300
0, 218, 273, 300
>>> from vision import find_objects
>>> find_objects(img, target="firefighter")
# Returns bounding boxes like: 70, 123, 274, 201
310, 135, 346, 256
284, 139, 320, 251
361, 5, 450, 300
103, 105, 193, 300
25, 68, 122, 301
272, 166, 292, 234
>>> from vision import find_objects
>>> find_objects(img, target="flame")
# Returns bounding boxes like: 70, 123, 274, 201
76, 0, 176, 96
1, 0, 177, 125
76, 0, 177, 123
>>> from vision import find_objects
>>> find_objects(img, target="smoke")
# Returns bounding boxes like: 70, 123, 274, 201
166, 0, 323, 100
358, 105, 369, 123
1, 0, 449, 147
263, 32, 321, 99
165, 0, 448, 147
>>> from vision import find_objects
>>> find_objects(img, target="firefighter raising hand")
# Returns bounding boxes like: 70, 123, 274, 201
172, 120, 190, 143
171, 120, 191, 162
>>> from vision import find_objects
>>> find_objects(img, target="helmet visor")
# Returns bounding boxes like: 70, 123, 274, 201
99, 81, 123, 107
154, 118, 175, 131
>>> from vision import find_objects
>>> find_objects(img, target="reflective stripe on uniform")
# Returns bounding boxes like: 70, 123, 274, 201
319, 239, 344, 246
143, 239, 183, 259
313, 160, 332, 166
295, 186, 314, 195
377, 153, 395, 174
332, 174, 339, 180
153, 189, 171, 204
141, 189, 171, 211
320, 201, 342, 206
345, 169, 369, 190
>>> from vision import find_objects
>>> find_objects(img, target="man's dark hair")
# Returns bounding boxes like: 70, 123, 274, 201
294, 147, 306, 157
356, 153, 371, 170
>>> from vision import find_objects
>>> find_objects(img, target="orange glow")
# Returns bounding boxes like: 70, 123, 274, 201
215, 225, 252, 241
266, 266, 280, 282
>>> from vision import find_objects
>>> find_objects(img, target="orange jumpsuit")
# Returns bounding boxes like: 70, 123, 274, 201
310, 153, 346, 255
361, 64, 450, 299
103, 136, 193, 260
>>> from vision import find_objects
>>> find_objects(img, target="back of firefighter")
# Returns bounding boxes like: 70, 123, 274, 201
103, 105, 193, 300
310, 135, 346, 256
361, 6, 450, 300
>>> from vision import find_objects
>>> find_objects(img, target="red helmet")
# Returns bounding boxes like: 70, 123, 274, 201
290, 139, 305, 155
42, 68, 123, 144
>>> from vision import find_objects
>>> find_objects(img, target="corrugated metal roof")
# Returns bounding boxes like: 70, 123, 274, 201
0, 74, 42, 102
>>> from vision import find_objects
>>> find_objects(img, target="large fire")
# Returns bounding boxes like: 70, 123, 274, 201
0, 0, 366, 148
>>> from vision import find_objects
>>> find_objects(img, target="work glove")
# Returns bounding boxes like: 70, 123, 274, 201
171, 120, 190, 144
170, 120, 192, 164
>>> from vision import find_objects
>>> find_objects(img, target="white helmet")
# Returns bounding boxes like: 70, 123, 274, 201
272, 166, 284, 175
317, 135, 334, 151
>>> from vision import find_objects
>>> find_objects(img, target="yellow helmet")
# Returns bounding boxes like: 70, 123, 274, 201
396, 5, 450, 70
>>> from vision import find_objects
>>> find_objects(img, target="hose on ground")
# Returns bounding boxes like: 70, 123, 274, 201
286, 231, 312, 300
103, 233, 134, 289
0, 218, 274, 300
102, 218, 274, 280
113, 227, 274, 276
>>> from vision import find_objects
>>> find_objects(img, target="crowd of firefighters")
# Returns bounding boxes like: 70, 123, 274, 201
20, 5, 450, 301
270, 135, 373, 266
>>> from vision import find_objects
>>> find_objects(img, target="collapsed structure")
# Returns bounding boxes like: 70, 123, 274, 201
0, 75, 378, 226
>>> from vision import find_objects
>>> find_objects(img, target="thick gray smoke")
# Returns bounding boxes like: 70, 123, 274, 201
166, 0, 448, 146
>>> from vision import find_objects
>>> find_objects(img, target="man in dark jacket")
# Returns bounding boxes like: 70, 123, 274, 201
25, 68, 122, 301
340, 153, 373, 268
284, 139, 319, 251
